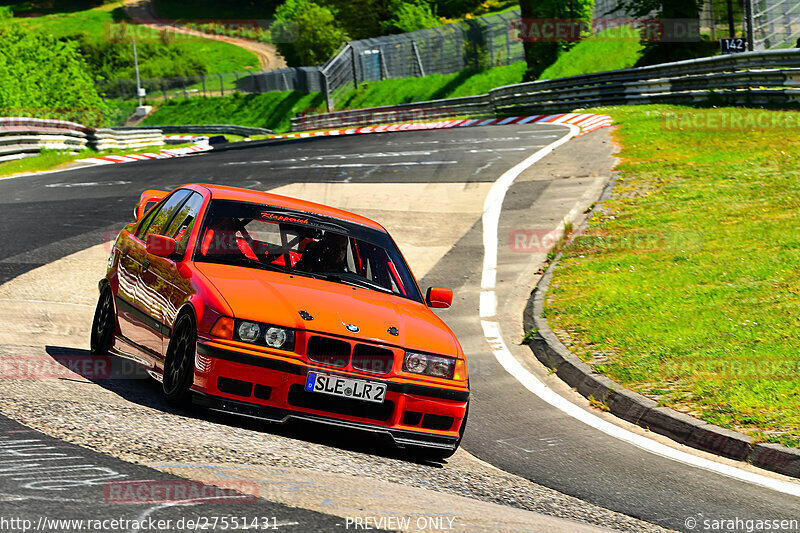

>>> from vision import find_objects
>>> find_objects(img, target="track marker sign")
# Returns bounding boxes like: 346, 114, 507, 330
720, 37, 747, 54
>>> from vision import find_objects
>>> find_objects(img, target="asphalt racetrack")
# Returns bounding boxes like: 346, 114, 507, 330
0, 125, 798, 532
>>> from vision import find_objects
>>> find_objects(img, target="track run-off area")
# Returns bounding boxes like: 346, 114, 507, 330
0, 123, 798, 532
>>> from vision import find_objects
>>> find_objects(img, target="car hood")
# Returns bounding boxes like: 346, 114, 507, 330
195, 262, 460, 356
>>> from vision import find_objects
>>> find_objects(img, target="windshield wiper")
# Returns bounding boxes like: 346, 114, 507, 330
319, 273, 394, 294
202, 257, 288, 274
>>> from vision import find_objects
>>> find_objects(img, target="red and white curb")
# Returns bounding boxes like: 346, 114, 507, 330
71, 114, 611, 167
76, 143, 212, 166
165, 134, 204, 142
271, 113, 613, 140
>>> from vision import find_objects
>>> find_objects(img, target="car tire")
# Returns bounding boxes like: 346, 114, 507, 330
90, 287, 115, 355
162, 313, 197, 407
409, 402, 469, 462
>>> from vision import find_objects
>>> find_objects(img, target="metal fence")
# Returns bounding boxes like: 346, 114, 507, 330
99, 2, 800, 106
98, 10, 524, 106
98, 67, 324, 100
292, 49, 800, 131
752, 0, 800, 49
596, 0, 800, 50
320, 11, 523, 110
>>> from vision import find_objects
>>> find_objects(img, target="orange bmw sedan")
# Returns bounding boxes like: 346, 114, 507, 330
91, 184, 469, 459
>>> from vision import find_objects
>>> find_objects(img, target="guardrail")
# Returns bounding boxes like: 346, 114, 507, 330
291, 49, 800, 131
88, 129, 165, 151
0, 117, 91, 161
292, 95, 491, 131
112, 125, 274, 136
0, 118, 172, 161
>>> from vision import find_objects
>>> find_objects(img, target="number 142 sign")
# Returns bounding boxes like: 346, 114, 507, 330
720, 38, 747, 54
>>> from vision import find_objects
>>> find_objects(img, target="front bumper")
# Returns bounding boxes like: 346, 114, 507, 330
192, 342, 469, 451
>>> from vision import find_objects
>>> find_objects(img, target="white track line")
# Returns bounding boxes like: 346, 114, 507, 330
478, 125, 800, 498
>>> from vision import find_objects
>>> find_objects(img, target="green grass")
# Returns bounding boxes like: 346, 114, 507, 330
11, 1, 124, 34
0, 151, 86, 177
0, 142, 193, 177
140, 91, 326, 133
138, 62, 526, 132
101, 99, 137, 126
335, 62, 526, 109
546, 105, 800, 448
11, 2, 259, 75
178, 39, 259, 73
539, 26, 644, 80
1, 0, 114, 15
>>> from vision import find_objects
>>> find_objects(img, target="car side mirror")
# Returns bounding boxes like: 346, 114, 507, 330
146, 234, 177, 258
426, 287, 453, 309
135, 189, 168, 220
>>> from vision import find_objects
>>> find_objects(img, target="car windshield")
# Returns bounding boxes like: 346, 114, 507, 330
194, 199, 423, 303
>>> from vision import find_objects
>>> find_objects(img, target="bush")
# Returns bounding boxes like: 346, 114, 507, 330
519, 0, 595, 81
272, 0, 348, 67
385, 1, 440, 33
430, 0, 483, 19
0, 23, 106, 125
65, 30, 211, 80
539, 25, 644, 80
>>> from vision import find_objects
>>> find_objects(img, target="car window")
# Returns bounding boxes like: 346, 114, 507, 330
195, 200, 423, 303
164, 192, 204, 256
136, 189, 191, 240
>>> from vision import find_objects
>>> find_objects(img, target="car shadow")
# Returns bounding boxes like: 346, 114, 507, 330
44, 345, 448, 467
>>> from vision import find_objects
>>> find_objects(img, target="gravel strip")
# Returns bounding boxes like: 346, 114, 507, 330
0, 356, 673, 533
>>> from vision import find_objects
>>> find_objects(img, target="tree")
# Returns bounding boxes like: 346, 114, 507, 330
517, 0, 595, 81
428, 0, 483, 19
611, 0, 708, 65
0, 22, 106, 125
271, 0, 349, 66
321, 0, 392, 40
385, 0, 440, 33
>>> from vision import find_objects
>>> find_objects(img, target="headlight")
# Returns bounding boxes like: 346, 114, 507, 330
233, 319, 295, 351
265, 327, 288, 348
403, 351, 457, 379
238, 321, 261, 343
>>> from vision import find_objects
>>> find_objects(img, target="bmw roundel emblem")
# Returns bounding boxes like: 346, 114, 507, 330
345, 324, 360, 333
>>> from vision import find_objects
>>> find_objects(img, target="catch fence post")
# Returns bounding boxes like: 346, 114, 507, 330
350, 44, 359, 89
411, 41, 425, 77
744, 0, 755, 50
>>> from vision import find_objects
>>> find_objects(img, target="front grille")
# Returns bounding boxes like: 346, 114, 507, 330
217, 377, 253, 398
351, 344, 395, 374
306, 336, 350, 367
287, 384, 394, 421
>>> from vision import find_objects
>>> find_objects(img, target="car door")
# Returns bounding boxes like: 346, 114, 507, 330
136, 191, 205, 359
119, 189, 192, 360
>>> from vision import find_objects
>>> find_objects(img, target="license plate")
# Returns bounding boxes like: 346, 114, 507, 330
305, 372, 386, 404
